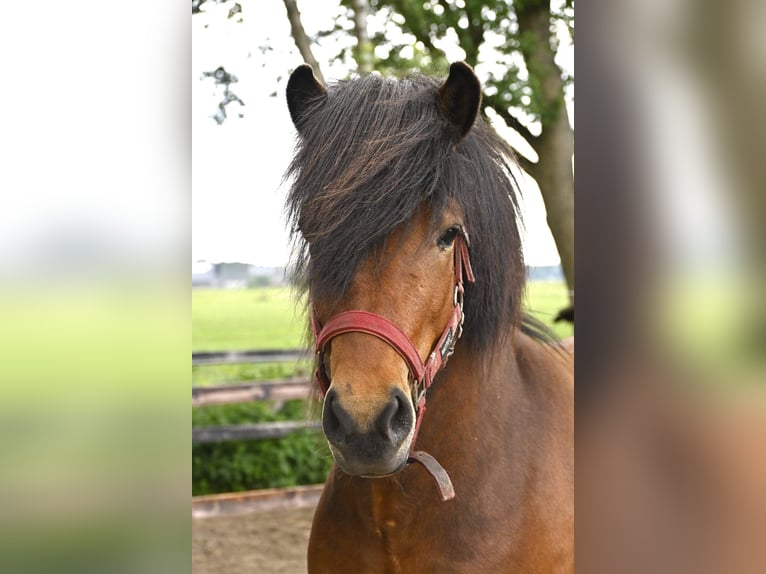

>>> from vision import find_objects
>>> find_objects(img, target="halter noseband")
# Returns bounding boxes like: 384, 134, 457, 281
310, 231, 475, 501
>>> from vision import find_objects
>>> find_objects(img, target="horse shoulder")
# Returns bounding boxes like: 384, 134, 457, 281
514, 332, 574, 395
511, 332, 574, 572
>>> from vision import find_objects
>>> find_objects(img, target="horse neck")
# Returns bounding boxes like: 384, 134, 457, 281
423, 330, 526, 446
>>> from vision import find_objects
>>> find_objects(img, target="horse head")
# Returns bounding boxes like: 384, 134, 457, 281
287, 63, 481, 477
312, 205, 473, 477
286, 62, 573, 574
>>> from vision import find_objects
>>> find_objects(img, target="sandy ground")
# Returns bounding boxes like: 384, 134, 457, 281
192, 506, 315, 574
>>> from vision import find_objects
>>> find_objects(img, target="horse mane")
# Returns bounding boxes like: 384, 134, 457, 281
284, 72, 529, 353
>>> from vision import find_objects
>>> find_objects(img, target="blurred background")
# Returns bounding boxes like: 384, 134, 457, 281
0, 0, 763, 572
576, 0, 766, 572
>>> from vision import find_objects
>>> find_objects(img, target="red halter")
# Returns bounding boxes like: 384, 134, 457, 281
310, 231, 475, 500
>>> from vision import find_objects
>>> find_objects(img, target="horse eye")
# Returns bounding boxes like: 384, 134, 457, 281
437, 226, 461, 249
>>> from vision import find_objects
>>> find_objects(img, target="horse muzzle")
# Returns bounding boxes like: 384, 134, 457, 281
321, 386, 415, 476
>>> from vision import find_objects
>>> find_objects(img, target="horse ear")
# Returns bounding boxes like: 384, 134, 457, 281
286, 64, 327, 131
437, 62, 482, 139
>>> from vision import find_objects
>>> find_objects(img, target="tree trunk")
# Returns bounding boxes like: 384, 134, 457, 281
282, 0, 325, 84
530, 106, 575, 297
351, 0, 373, 74
514, 0, 575, 297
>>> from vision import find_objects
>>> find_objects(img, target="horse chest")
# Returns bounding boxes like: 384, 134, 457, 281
363, 487, 419, 554
310, 475, 502, 573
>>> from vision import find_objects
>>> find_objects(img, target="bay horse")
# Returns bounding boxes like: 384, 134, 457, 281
285, 62, 573, 573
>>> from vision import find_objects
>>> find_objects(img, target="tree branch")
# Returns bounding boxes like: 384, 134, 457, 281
282, 0, 325, 85
462, 2, 484, 67
517, 156, 539, 181
482, 94, 539, 151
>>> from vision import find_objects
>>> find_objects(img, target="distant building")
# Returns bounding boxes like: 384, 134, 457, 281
525, 265, 565, 282
192, 260, 218, 287
247, 266, 286, 287
214, 262, 251, 289
192, 260, 286, 288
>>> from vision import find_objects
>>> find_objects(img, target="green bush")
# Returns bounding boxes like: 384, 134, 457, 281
192, 400, 332, 496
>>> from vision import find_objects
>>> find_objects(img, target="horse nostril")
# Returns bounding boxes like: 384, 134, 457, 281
322, 388, 356, 444
374, 387, 413, 445
323, 387, 413, 449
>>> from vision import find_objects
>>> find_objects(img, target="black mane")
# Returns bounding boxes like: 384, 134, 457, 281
285, 72, 527, 352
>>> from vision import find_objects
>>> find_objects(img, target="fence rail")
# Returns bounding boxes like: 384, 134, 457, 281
193, 420, 322, 444
193, 484, 325, 518
192, 379, 313, 407
192, 348, 310, 366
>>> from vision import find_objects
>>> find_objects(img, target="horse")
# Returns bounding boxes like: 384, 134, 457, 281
284, 61, 573, 573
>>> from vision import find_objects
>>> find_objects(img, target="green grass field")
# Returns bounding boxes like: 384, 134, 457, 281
521, 281, 574, 340
193, 287, 307, 351
193, 281, 572, 352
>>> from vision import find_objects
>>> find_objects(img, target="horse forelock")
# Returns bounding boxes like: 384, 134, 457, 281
284, 72, 526, 352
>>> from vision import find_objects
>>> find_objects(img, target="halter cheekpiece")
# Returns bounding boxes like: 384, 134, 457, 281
310, 230, 475, 501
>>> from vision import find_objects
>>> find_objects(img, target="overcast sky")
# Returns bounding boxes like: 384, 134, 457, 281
192, 1, 571, 267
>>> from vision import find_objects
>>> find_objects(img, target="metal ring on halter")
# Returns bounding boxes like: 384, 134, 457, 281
413, 379, 426, 405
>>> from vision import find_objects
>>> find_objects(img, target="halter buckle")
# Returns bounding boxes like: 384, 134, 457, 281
453, 284, 463, 307
412, 376, 427, 406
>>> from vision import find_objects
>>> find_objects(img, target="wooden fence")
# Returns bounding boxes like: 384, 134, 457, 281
192, 348, 319, 445
193, 348, 325, 516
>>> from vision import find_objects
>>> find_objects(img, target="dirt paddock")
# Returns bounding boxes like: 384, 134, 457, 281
192, 506, 316, 574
